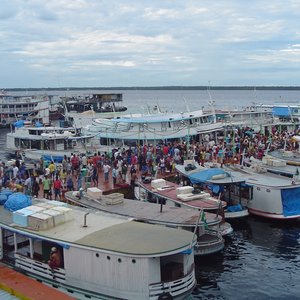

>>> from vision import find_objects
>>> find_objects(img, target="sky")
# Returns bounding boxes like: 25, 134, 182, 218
1, 0, 300, 88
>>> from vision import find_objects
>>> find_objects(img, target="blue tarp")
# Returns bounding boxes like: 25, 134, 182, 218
188, 168, 229, 184
272, 107, 290, 117
227, 204, 243, 212
14, 120, 25, 128
43, 155, 64, 163
4, 193, 32, 212
281, 187, 300, 217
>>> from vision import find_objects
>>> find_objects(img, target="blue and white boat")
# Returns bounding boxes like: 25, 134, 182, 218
176, 162, 249, 219
85, 108, 223, 146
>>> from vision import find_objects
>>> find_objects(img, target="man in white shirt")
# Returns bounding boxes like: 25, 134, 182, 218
12, 164, 19, 179
103, 162, 111, 182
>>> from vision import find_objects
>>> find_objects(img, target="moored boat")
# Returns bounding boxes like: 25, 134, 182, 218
224, 164, 300, 219
0, 91, 49, 127
61, 93, 127, 114
6, 123, 96, 162
175, 161, 249, 219
0, 199, 197, 299
65, 190, 225, 256
137, 177, 233, 236
85, 108, 223, 147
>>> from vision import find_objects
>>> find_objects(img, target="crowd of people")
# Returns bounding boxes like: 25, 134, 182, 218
1, 125, 299, 199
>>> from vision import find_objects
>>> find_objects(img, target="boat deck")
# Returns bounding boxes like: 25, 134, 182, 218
0, 200, 195, 256
226, 165, 300, 188
139, 181, 226, 211
245, 160, 298, 177
64, 191, 221, 227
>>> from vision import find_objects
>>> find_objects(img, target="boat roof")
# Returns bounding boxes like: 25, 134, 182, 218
0, 200, 194, 256
106, 110, 209, 124
65, 192, 221, 226
139, 180, 226, 210
225, 165, 300, 188
176, 164, 245, 185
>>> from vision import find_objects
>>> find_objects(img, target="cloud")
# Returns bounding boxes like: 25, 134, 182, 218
0, 0, 300, 87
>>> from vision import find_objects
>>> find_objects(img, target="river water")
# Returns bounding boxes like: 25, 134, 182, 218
2, 89, 300, 299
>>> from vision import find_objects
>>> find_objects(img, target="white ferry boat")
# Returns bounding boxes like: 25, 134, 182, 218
0, 199, 196, 299
65, 190, 225, 256
85, 109, 223, 147
6, 124, 95, 162
225, 164, 300, 219
0, 91, 49, 127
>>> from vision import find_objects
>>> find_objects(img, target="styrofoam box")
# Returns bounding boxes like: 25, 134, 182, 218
46, 200, 68, 207
27, 205, 46, 213
184, 160, 194, 166
87, 187, 103, 199
43, 209, 65, 226
177, 192, 210, 202
13, 208, 36, 227
51, 206, 73, 222
35, 202, 54, 209
28, 213, 54, 231
267, 159, 274, 166
273, 160, 286, 167
151, 179, 166, 189
282, 151, 293, 157
105, 193, 124, 205
262, 157, 268, 165
176, 186, 194, 195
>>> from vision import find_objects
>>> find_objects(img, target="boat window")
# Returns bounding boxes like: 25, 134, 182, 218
20, 139, 30, 148
31, 140, 41, 149
161, 122, 167, 131
139, 124, 144, 132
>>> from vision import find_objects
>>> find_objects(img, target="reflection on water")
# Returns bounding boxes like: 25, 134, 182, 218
193, 217, 300, 300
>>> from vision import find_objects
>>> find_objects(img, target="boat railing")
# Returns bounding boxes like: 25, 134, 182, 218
15, 253, 66, 282
148, 267, 195, 299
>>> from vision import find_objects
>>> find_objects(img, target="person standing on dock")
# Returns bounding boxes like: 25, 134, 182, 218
103, 161, 111, 183
53, 176, 62, 201
43, 175, 52, 200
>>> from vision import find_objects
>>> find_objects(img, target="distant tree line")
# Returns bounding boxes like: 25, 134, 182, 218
4, 86, 300, 92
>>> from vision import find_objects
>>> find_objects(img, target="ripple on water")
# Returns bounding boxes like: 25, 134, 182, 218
194, 216, 300, 299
